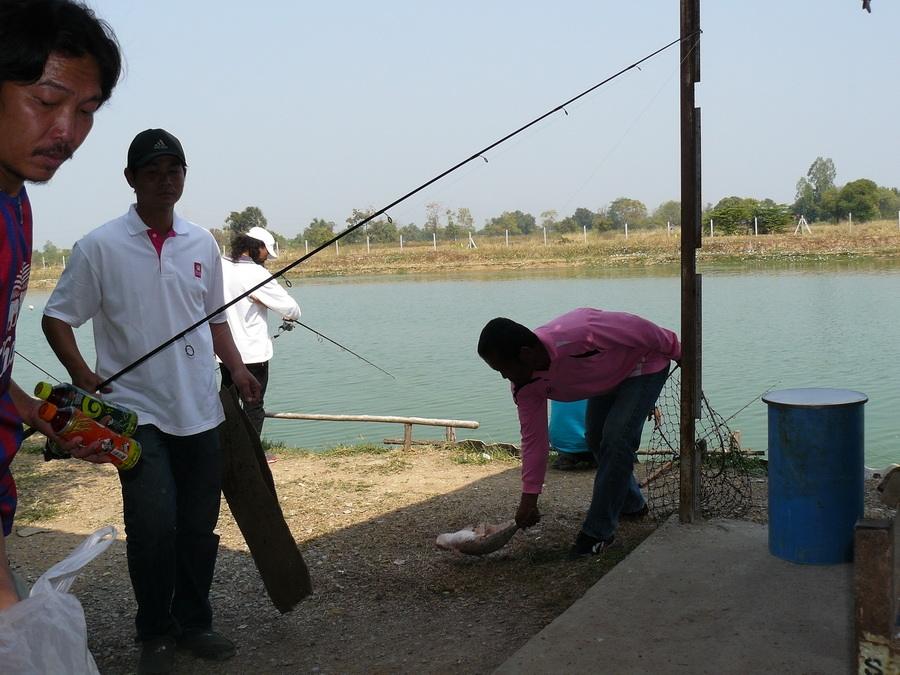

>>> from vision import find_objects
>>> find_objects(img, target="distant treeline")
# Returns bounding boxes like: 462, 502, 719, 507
38, 156, 899, 261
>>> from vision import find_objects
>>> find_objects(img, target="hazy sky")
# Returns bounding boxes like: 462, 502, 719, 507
26, 0, 899, 247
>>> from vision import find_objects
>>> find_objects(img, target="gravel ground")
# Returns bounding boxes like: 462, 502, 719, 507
6, 443, 895, 674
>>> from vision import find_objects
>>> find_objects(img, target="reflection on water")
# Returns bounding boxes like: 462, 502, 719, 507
14, 262, 900, 469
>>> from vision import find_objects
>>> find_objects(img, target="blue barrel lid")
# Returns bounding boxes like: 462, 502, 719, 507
762, 388, 868, 408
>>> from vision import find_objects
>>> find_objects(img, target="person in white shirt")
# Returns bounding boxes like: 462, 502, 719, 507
42, 128, 260, 673
220, 226, 301, 435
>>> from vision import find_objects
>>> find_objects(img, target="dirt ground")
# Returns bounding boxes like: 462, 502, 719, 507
5, 441, 895, 674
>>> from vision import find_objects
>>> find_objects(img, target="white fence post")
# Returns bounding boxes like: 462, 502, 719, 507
400, 234, 404, 249
505, 229, 509, 247
624, 222, 628, 239
432, 232, 436, 250
542, 227, 547, 245
366, 235, 370, 254
667, 220, 671, 236
583, 225, 587, 243
754, 217, 758, 236
849, 212, 852, 232
63, 255, 66, 268
305, 240, 308, 254
335, 240, 339, 255
709, 219, 714, 237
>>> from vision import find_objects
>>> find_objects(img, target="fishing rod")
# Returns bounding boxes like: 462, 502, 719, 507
96, 30, 698, 391
273, 318, 394, 379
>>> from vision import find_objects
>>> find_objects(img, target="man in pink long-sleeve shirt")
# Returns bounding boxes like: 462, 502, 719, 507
478, 308, 680, 558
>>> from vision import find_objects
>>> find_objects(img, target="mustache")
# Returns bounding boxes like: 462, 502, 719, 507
33, 143, 74, 161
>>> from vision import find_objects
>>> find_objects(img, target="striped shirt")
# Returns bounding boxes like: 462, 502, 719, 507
0, 187, 33, 536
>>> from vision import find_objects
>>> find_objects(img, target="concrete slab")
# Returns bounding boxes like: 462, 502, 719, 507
496, 518, 855, 674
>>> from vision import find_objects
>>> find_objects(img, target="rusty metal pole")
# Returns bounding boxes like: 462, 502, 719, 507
679, 0, 702, 523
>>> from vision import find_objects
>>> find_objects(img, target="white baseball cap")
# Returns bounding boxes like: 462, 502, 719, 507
246, 226, 278, 259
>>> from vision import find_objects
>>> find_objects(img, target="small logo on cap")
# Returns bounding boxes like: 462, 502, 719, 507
153, 139, 169, 150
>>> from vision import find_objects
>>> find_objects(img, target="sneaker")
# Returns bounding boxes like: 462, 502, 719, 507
138, 636, 176, 675
177, 630, 236, 661
568, 531, 614, 559
620, 503, 650, 521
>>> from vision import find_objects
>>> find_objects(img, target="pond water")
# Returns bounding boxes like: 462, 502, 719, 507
14, 261, 900, 469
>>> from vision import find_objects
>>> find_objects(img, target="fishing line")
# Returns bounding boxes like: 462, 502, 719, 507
273, 318, 394, 379
96, 30, 698, 391
558, 36, 700, 215
14, 350, 61, 383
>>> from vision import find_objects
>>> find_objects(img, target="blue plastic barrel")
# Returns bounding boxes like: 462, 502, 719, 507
762, 388, 867, 565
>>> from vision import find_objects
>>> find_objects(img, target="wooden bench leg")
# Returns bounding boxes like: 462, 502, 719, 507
403, 423, 412, 451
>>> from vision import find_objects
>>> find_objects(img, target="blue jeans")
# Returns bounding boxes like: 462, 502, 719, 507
118, 425, 222, 641
582, 366, 669, 541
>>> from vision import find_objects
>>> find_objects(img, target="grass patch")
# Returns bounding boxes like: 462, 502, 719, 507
371, 456, 412, 474
452, 441, 521, 465
320, 443, 391, 458
12, 465, 61, 523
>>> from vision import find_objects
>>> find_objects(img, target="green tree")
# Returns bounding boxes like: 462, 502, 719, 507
754, 201, 792, 234
876, 187, 900, 219
399, 223, 425, 242
424, 202, 443, 234
792, 157, 836, 221
367, 218, 398, 243
444, 209, 466, 241
836, 179, 880, 222
343, 208, 373, 244
481, 210, 536, 237
570, 207, 597, 233
607, 198, 648, 229
705, 196, 755, 235
652, 200, 681, 227
225, 206, 267, 233
301, 218, 336, 247
807, 157, 836, 199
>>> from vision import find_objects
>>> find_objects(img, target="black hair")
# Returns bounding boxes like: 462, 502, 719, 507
0, 0, 122, 102
229, 232, 266, 265
477, 317, 540, 361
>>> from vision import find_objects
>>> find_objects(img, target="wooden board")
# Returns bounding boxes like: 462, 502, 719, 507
219, 387, 312, 612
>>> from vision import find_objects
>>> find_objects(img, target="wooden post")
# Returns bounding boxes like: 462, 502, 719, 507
403, 423, 413, 451
680, 0, 701, 524
855, 518, 897, 673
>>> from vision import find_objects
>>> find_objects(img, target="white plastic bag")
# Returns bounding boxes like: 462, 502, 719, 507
0, 525, 117, 675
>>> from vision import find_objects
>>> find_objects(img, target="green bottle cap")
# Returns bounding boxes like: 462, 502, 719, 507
34, 382, 53, 400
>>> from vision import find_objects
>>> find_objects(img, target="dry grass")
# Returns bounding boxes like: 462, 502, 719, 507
28, 219, 900, 288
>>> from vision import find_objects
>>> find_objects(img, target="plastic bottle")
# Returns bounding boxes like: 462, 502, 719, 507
34, 381, 138, 436
38, 402, 142, 471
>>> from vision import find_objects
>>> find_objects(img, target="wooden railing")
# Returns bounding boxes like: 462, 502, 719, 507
265, 412, 479, 450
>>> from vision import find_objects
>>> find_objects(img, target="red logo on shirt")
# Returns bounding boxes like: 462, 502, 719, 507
194, 262, 202, 278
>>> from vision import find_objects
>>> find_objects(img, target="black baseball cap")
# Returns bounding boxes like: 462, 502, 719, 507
127, 129, 187, 169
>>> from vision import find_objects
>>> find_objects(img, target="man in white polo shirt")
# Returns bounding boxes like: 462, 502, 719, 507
42, 128, 260, 675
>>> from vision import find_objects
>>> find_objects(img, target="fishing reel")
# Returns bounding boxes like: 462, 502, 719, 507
273, 319, 296, 339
